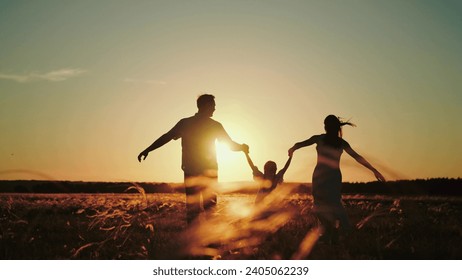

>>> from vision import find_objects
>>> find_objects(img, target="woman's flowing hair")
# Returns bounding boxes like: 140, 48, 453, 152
323, 115, 355, 148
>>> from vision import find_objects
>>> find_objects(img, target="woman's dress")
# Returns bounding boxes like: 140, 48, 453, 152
312, 135, 351, 229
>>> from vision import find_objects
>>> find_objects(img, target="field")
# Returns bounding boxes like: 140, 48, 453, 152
1, 188, 462, 260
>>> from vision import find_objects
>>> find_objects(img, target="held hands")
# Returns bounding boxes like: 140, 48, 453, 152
241, 144, 250, 154
137, 150, 149, 162
288, 146, 296, 157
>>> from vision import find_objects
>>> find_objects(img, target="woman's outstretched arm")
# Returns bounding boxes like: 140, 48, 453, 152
344, 142, 386, 182
288, 136, 317, 156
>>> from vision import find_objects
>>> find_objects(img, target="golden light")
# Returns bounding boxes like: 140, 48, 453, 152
215, 141, 249, 182
216, 142, 232, 162
227, 200, 253, 218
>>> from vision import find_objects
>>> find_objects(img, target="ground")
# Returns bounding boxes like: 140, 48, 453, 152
1, 190, 461, 260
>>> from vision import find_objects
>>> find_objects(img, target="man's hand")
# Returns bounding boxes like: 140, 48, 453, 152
138, 150, 149, 162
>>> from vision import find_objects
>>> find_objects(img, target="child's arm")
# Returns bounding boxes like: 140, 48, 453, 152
242, 145, 263, 178
245, 152, 259, 174
277, 155, 293, 178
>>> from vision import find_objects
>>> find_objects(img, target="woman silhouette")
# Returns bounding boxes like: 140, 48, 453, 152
288, 115, 385, 243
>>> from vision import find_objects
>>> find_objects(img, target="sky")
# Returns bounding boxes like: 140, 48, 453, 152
1, 0, 461, 183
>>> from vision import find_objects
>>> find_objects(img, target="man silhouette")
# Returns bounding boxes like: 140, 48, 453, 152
138, 94, 248, 224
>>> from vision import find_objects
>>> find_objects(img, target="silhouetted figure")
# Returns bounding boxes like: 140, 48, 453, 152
289, 115, 385, 244
138, 94, 248, 224
243, 145, 292, 203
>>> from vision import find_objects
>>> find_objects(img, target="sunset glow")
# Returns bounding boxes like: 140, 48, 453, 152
1, 1, 461, 183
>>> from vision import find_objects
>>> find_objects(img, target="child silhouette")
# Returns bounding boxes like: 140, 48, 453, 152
242, 144, 292, 203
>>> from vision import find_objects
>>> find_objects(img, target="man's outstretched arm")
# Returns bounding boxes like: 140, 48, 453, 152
218, 125, 248, 152
138, 130, 176, 162
228, 140, 249, 152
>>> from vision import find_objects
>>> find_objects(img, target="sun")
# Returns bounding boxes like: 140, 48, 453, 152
216, 142, 233, 162
215, 141, 248, 182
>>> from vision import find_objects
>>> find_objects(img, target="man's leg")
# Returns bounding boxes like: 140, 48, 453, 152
202, 175, 218, 220
184, 175, 202, 224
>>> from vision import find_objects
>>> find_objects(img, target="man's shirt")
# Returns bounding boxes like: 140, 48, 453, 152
169, 114, 232, 175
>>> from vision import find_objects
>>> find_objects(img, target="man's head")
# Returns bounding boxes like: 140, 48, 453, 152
197, 94, 216, 117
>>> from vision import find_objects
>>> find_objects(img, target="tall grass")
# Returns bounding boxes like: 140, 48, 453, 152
1, 190, 461, 259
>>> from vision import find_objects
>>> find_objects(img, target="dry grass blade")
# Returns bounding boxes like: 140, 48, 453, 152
356, 207, 389, 229
99, 226, 116, 231
125, 185, 147, 208
292, 227, 322, 260
72, 242, 98, 258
